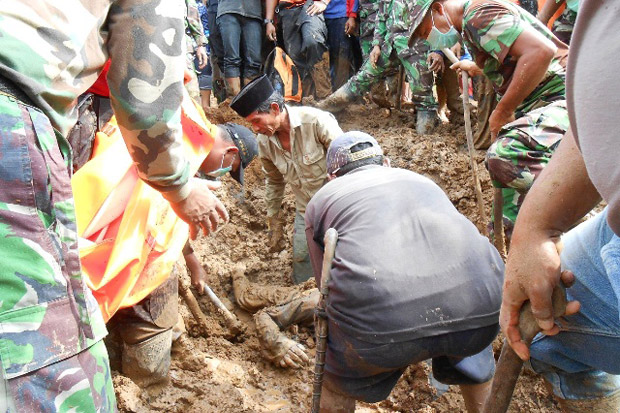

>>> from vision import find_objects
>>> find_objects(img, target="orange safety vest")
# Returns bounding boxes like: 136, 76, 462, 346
73, 92, 216, 322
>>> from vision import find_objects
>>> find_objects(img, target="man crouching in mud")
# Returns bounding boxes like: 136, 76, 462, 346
304, 132, 505, 413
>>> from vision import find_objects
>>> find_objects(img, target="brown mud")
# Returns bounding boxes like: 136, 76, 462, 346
114, 103, 560, 412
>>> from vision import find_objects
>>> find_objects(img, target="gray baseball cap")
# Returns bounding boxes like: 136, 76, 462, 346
326, 131, 383, 176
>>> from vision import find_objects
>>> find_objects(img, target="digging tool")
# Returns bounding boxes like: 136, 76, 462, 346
178, 273, 246, 338
442, 48, 487, 234
482, 284, 568, 413
311, 228, 339, 413
493, 188, 507, 258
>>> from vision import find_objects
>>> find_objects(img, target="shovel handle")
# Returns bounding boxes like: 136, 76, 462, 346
482, 284, 568, 413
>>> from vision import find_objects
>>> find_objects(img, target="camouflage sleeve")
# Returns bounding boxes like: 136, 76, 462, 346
186, 0, 208, 47
371, 0, 389, 48
106, 0, 191, 202
464, 4, 524, 65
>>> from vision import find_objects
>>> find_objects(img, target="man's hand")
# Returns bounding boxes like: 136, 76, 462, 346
278, 341, 310, 369
196, 45, 208, 69
344, 17, 358, 36
266, 22, 277, 41
450, 60, 483, 77
169, 178, 229, 240
500, 232, 581, 360
307, 0, 327, 16
489, 107, 516, 141
369, 45, 381, 69
267, 213, 285, 252
427, 52, 445, 74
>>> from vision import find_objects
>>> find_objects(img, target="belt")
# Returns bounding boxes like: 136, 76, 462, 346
0, 73, 36, 107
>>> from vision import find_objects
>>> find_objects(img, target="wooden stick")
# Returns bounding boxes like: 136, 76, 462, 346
482, 285, 567, 413
442, 49, 487, 234
178, 275, 211, 337
493, 188, 507, 258
311, 228, 339, 413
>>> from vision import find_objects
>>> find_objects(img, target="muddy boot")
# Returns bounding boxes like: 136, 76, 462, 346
225, 77, 241, 98
557, 391, 620, 413
316, 83, 354, 112
416, 109, 438, 135
122, 329, 173, 389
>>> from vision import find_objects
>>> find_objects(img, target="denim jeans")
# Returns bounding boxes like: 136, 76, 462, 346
207, 8, 225, 72
216, 13, 262, 79
325, 17, 362, 90
528, 208, 620, 400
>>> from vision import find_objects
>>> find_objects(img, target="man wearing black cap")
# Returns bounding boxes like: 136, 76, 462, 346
109, 122, 259, 390
230, 75, 343, 284
305, 131, 504, 412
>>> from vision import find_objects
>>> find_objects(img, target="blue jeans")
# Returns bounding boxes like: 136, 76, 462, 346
216, 13, 262, 79
528, 208, 620, 400
325, 17, 362, 90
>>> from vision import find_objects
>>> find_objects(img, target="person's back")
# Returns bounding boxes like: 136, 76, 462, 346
307, 165, 503, 342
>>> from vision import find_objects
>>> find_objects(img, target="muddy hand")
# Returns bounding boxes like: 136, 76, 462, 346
279, 343, 310, 369
169, 178, 229, 240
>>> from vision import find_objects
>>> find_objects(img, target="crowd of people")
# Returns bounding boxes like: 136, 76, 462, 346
0, 0, 618, 412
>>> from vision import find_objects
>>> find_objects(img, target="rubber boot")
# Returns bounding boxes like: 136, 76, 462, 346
416, 109, 438, 135
316, 82, 354, 112
558, 391, 620, 413
122, 329, 173, 389
225, 77, 241, 98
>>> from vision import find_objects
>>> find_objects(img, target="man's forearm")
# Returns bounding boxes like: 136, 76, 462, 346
512, 129, 601, 243
497, 51, 552, 115
266, 0, 278, 20
537, 0, 564, 25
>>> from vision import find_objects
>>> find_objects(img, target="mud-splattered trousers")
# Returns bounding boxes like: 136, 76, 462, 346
0, 94, 115, 412
345, 0, 436, 111
277, 1, 329, 89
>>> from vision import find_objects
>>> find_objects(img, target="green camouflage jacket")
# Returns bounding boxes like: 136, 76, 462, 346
186, 0, 208, 52
372, 0, 413, 50
0, 0, 192, 202
462, 0, 569, 114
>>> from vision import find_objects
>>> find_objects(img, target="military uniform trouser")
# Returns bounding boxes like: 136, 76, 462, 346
486, 100, 569, 225
346, 36, 436, 111
0, 89, 115, 412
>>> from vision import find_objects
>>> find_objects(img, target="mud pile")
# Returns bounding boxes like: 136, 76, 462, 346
113, 103, 560, 412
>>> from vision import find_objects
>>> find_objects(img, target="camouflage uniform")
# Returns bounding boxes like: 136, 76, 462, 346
358, 0, 380, 59
551, 2, 577, 45
344, 0, 437, 110
185, 0, 209, 101
461, 0, 569, 225
0, 0, 191, 409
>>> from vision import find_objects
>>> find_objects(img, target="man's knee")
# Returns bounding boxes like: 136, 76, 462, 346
486, 139, 536, 191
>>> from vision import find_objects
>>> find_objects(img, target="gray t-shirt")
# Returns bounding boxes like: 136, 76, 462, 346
217, 0, 262, 20
305, 165, 504, 344
567, 2, 620, 235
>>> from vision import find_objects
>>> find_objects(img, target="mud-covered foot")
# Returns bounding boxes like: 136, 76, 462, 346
316, 84, 354, 112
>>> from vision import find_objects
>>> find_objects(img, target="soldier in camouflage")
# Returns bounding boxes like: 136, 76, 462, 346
0, 0, 228, 410
538, 0, 579, 44
318, 0, 439, 135
409, 0, 570, 229
185, 0, 209, 101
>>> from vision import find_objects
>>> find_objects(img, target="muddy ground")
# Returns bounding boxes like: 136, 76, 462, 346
113, 103, 561, 412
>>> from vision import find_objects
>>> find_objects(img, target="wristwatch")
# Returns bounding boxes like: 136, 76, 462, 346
264, 18, 274, 25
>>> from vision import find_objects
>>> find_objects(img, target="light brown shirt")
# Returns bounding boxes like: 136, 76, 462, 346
258, 105, 343, 216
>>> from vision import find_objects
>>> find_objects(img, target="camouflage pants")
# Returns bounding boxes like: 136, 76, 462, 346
486, 100, 569, 224
346, 36, 436, 110
6, 340, 115, 412
552, 9, 577, 45
0, 92, 115, 412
